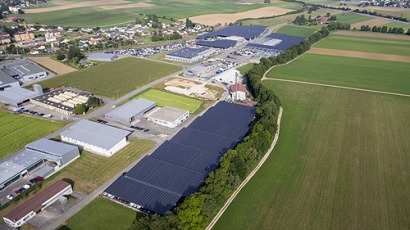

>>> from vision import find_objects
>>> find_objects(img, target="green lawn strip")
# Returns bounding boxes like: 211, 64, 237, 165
266, 53, 410, 95
215, 81, 410, 229
237, 63, 254, 75
275, 25, 317, 37
314, 34, 410, 56
29, 58, 182, 99
60, 197, 136, 230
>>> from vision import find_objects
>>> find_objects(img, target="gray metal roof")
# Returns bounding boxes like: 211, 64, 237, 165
4, 60, 46, 76
88, 53, 117, 61
167, 47, 210, 59
147, 106, 188, 122
60, 120, 131, 150
0, 150, 43, 185
106, 98, 156, 120
26, 138, 78, 156
0, 87, 38, 104
0, 70, 18, 85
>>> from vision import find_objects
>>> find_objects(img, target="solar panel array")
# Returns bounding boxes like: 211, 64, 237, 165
104, 101, 256, 214
246, 33, 305, 52
198, 25, 268, 40
196, 39, 237, 49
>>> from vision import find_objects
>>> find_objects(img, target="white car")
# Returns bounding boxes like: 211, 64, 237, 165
6, 194, 14, 200
23, 184, 31, 189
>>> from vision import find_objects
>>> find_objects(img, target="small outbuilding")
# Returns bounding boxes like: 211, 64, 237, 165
146, 106, 189, 128
87, 53, 118, 62
229, 84, 247, 101
105, 98, 156, 124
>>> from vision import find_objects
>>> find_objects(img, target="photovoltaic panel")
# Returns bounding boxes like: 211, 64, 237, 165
247, 33, 305, 52
104, 176, 181, 215
126, 156, 206, 197
196, 40, 237, 49
198, 25, 268, 40
151, 141, 221, 174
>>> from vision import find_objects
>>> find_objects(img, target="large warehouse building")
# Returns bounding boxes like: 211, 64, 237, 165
246, 33, 305, 53
0, 87, 40, 106
198, 25, 268, 41
60, 120, 131, 157
214, 68, 241, 85
88, 53, 118, 62
146, 106, 189, 128
3, 60, 47, 82
165, 47, 215, 63
104, 102, 256, 214
105, 98, 156, 124
3, 180, 73, 228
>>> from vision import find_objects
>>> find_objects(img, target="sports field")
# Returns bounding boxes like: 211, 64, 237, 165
275, 25, 317, 37
214, 81, 410, 229
59, 197, 135, 230
33, 58, 181, 99
0, 111, 64, 159
314, 34, 410, 56
266, 53, 410, 94
133, 88, 203, 113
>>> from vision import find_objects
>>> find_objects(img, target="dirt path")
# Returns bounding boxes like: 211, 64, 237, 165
28, 57, 76, 75
308, 47, 410, 63
333, 30, 410, 41
206, 107, 283, 230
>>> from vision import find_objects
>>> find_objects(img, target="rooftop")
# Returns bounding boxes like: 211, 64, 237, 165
31, 88, 91, 113
147, 106, 188, 122
0, 87, 38, 103
198, 25, 267, 40
167, 47, 210, 59
106, 98, 156, 120
0, 70, 18, 85
0, 150, 43, 185
26, 138, 78, 156
196, 39, 237, 49
88, 53, 117, 61
4, 60, 46, 76
229, 84, 246, 93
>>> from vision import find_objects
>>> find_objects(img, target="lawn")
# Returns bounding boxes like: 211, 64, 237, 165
333, 11, 372, 24
314, 34, 410, 56
236, 63, 254, 75
214, 80, 410, 229
0, 111, 64, 159
266, 53, 410, 94
59, 197, 136, 230
132, 88, 203, 113
275, 25, 317, 37
32, 58, 182, 99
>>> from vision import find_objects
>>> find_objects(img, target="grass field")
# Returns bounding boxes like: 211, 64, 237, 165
214, 81, 410, 229
266, 53, 410, 94
0, 111, 64, 159
333, 11, 372, 24
32, 58, 181, 99
132, 88, 203, 113
60, 197, 136, 230
236, 63, 254, 75
275, 25, 317, 37
382, 22, 410, 31
314, 34, 410, 56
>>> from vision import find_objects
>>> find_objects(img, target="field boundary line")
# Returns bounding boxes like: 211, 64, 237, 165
265, 78, 410, 97
206, 107, 283, 230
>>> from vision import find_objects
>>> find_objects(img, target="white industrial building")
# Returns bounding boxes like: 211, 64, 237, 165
146, 106, 189, 128
105, 98, 156, 124
3, 60, 47, 82
229, 84, 247, 101
3, 180, 73, 228
60, 120, 131, 157
0, 86, 41, 107
165, 47, 215, 63
214, 68, 241, 85
87, 53, 118, 62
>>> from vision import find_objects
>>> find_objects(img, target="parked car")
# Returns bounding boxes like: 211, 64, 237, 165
15, 187, 25, 195
6, 194, 14, 200
29, 177, 44, 184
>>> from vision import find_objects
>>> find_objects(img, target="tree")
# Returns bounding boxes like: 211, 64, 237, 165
407, 28, 410, 35
186, 18, 195, 28
74, 104, 87, 115
56, 53, 66, 60
18, 9, 25, 14
264, 0, 271, 3
67, 46, 84, 61
86, 96, 103, 108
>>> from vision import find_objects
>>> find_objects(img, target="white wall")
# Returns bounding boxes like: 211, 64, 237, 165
61, 136, 127, 157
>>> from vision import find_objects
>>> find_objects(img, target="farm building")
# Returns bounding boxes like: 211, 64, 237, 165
87, 53, 118, 62
105, 98, 156, 124
30, 88, 92, 115
214, 68, 241, 85
104, 101, 256, 214
60, 120, 131, 157
2, 60, 47, 82
0, 87, 39, 107
0, 71, 20, 90
229, 84, 247, 101
0, 139, 80, 191
3, 180, 73, 228
146, 106, 189, 128
198, 25, 268, 40
165, 47, 215, 63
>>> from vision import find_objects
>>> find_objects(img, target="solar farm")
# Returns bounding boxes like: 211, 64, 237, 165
103, 101, 256, 214
198, 25, 268, 40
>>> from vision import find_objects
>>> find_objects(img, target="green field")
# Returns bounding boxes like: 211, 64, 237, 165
266, 53, 410, 94
275, 25, 317, 37
32, 58, 181, 99
60, 197, 136, 230
333, 11, 372, 24
215, 81, 410, 229
382, 22, 410, 31
236, 63, 254, 75
0, 111, 64, 158
133, 88, 203, 113
314, 34, 410, 56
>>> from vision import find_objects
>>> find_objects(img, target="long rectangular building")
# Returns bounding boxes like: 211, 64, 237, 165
105, 98, 156, 124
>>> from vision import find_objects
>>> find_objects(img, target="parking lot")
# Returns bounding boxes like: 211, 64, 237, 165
0, 172, 43, 207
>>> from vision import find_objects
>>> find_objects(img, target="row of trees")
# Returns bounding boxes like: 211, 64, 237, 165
353, 9, 408, 22
129, 22, 349, 230
359, 25, 410, 35
151, 31, 182, 42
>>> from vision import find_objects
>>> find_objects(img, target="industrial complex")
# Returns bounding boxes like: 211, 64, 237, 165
146, 106, 189, 128
165, 47, 215, 63
105, 98, 156, 124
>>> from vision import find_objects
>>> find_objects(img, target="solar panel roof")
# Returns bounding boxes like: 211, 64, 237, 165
166, 47, 210, 59
247, 33, 305, 52
104, 176, 181, 215
126, 156, 206, 196
196, 39, 237, 49
151, 141, 221, 174
198, 25, 267, 40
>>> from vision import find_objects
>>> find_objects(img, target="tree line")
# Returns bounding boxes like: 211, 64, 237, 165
358, 25, 410, 35
128, 22, 349, 230
353, 9, 408, 22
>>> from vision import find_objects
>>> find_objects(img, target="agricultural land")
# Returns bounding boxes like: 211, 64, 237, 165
0, 111, 64, 159
29, 58, 182, 99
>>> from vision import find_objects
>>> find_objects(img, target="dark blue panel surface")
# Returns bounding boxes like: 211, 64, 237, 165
196, 40, 237, 49
247, 33, 305, 52
198, 25, 268, 40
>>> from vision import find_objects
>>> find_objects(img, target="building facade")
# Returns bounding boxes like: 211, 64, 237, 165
146, 106, 189, 128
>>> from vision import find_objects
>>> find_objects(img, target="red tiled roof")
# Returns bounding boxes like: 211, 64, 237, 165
229, 84, 246, 93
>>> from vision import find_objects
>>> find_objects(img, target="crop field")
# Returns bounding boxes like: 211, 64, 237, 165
314, 34, 410, 56
275, 25, 317, 37
266, 53, 410, 94
59, 197, 135, 230
133, 88, 203, 113
32, 58, 181, 99
0, 111, 64, 159
215, 81, 410, 229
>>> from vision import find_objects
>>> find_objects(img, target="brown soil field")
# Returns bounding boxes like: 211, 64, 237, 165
186, 6, 292, 26
351, 18, 392, 28
28, 57, 76, 75
25, 0, 153, 13
334, 30, 410, 40
309, 47, 410, 63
